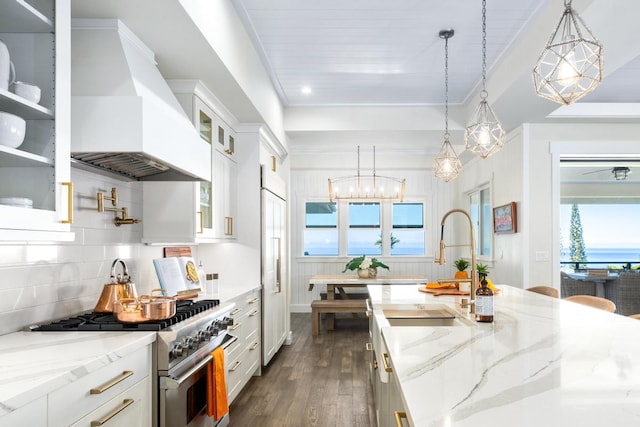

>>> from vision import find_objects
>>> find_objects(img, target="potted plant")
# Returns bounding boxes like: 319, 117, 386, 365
454, 258, 470, 279
343, 255, 389, 278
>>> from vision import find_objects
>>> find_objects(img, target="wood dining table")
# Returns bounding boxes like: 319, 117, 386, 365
308, 275, 427, 329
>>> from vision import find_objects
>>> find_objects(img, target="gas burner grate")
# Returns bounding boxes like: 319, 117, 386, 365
31, 299, 221, 332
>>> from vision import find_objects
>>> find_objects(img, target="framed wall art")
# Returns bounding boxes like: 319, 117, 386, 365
493, 202, 517, 234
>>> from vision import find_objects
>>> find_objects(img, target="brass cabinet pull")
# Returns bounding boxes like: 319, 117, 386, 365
230, 308, 242, 316
365, 342, 373, 352
274, 236, 282, 293
250, 341, 259, 350
382, 353, 393, 373
230, 322, 241, 331
248, 297, 259, 304
197, 211, 204, 234
90, 371, 133, 394
61, 182, 73, 224
225, 217, 233, 235
90, 398, 134, 426
373, 359, 378, 370
229, 360, 242, 372
394, 411, 407, 427
249, 309, 259, 317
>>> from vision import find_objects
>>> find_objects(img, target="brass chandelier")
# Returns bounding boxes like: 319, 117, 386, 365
533, 0, 603, 105
433, 29, 462, 183
328, 146, 406, 202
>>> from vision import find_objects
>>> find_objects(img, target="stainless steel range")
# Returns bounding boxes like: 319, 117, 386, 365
157, 301, 236, 427
31, 299, 236, 427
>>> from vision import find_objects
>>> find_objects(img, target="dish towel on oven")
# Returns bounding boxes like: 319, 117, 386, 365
207, 346, 229, 419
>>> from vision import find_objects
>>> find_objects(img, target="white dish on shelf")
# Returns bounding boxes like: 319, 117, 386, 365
10, 81, 41, 103
0, 111, 26, 148
0, 197, 33, 208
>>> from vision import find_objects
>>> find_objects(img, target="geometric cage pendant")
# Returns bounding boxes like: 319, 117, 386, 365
532, 0, 603, 105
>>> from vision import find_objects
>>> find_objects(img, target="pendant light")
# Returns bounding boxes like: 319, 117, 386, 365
328, 145, 406, 202
465, 0, 505, 159
433, 29, 462, 183
533, 0, 603, 105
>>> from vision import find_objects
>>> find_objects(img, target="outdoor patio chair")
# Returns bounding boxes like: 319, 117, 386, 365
560, 271, 596, 298
604, 271, 640, 316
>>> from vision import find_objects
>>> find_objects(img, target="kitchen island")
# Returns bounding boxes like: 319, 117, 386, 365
368, 284, 640, 427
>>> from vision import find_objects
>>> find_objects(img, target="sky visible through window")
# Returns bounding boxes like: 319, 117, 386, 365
560, 204, 640, 263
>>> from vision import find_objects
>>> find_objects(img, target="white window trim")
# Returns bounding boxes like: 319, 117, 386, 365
465, 181, 494, 262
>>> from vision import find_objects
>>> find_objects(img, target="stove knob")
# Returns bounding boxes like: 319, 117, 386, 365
184, 336, 197, 349
223, 316, 234, 327
171, 343, 184, 359
196, 330, 207, 342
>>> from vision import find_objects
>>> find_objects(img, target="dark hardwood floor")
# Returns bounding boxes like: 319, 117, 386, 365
229, 312, 375, 427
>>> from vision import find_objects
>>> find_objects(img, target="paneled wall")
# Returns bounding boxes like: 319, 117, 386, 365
289, 167, 456, 312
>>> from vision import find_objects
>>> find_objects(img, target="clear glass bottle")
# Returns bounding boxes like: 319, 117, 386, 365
197, 261, 206, 290
475, 273, 494, 323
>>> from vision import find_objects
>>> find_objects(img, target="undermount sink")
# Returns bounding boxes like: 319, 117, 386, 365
381, 304, 475, 327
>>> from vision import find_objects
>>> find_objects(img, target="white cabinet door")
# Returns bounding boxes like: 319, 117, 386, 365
213, 151, 237, 239
261, 189, 286, 365
0, 0, 73, 241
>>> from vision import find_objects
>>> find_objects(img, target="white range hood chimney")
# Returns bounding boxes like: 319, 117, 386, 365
70, 19, 210, 181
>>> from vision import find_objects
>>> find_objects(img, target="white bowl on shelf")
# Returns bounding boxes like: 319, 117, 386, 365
0, 111, 26, 149
10, 81, 41, 104
0, 197, 33, 208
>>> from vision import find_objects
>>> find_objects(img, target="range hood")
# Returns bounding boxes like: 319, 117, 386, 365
70, 19, 211, 181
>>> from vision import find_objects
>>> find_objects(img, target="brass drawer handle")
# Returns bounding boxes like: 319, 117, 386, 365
250, 341, 259, 350
394, 411, 407, 427
230, 322, 241, 331
90, 398, 134, 426
382, 353, 393, 373
61, 182, 73, 224
248, 297, 259, 304
373, 359, 378, 370
365, 342, 372, 351
249, 309, 259, 317
229, 360, 242, 372
230, 308, 242, 316
90, 371, 133, 394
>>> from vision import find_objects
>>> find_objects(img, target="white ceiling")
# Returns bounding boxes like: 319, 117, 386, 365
232, 0, 550, 106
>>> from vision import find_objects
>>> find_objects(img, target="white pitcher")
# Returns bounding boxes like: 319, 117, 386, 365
0, 39, 12, 91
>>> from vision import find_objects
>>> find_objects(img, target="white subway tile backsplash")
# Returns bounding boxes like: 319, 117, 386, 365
0, 169, 157, 334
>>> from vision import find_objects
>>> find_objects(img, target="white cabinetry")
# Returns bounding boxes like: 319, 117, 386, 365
142, 80, 238, 243
48, 344, 152, 427
225, 288, 261, 403
0, 0, 73, 241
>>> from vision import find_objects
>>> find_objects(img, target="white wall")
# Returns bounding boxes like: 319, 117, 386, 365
289, 158, 456, 312
453, 128, 526, 288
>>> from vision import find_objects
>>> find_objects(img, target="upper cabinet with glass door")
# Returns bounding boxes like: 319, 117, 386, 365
0, 0, 74, 241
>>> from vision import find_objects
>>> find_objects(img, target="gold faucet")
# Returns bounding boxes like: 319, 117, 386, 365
436, 209, 477, 314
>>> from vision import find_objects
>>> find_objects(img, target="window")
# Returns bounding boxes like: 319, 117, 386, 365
303, 202, 338, 256
348, 202, 381, 255
391, 203, 425, 255
302, 200, 427, 257
469, 187, 492, 257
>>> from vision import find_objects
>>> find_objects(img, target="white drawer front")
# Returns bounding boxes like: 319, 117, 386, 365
49, 345, 151, 426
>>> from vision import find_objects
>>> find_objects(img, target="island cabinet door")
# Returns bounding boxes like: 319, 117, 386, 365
389, 371, 408, 427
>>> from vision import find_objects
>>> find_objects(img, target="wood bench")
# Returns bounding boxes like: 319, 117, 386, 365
311, 299, 367, 336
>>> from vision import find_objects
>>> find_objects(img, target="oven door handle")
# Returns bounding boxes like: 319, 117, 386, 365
160, 334, 238, 390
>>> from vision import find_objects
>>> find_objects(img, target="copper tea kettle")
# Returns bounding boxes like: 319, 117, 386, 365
94, 258, 138, 313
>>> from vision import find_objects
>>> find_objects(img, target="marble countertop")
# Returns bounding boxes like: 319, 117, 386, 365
368, 284, 640, 427
0, 330, 156, 419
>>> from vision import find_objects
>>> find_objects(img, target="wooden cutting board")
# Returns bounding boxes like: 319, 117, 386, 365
418, 286, 470, 296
